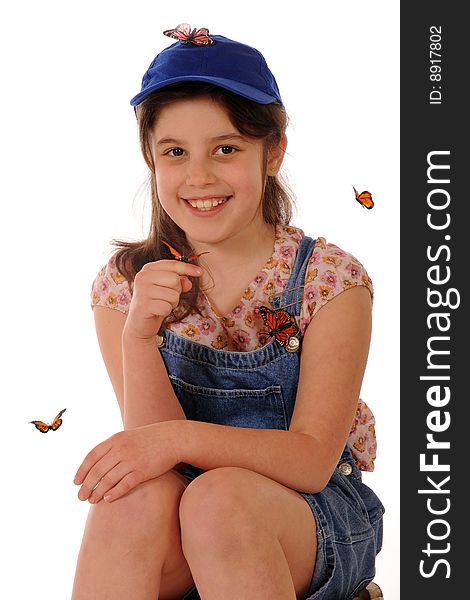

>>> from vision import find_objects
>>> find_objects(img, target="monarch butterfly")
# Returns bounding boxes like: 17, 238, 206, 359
162, 240, 209, 263
259, 306, 299, 350
29, 408, 66, 433
163, 23, 215, 46
353, 186, 374, 210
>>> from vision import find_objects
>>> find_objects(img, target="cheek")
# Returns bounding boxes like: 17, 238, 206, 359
154, 167, 176, 202
243, 150, 267, 194
236, 164, 265, 198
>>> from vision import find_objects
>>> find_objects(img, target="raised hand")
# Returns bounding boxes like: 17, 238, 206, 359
124, 259, 202, 340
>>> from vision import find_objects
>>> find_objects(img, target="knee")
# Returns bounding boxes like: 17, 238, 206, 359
179, 467, 258, 554
90, 469, 187, 534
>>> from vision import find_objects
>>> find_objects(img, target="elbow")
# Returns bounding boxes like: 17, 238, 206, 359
300, 474, 331, 495
292, 432, 337, 494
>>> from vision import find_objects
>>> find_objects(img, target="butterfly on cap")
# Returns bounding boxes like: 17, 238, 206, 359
353, 186, 374, 210
259, 306, 300, 351
162, 240, 209, 263
163, 23, 215, 46
29, 408, 66, 433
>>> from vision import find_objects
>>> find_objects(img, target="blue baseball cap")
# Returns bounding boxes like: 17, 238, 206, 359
130, 34, 283, 107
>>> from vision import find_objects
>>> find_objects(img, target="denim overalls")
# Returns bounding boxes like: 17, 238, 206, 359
159, 236, 384, 600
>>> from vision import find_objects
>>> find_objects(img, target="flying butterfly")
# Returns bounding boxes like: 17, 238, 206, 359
29, 408, 66, 433
353, 186, 374, 210
259, 306, 300, 350
162, 240, 209, 263
163, 23, 215, 46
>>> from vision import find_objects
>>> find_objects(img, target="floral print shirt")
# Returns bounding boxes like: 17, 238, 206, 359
91, 224, 377, 471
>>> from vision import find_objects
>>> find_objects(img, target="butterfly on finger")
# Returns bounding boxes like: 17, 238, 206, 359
163, 23, 215, 46
162, 240, 209, 263
259, 306, 300, 352
29, 408, 67, 433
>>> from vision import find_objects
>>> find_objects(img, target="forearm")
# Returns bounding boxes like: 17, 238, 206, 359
174, 420, 337, 494
122, 332, 186, 429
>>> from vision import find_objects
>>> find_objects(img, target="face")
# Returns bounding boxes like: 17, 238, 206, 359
150, 96, 282, 247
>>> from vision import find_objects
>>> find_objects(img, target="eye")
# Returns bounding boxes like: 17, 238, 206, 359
166, 147, 184, 157
216, 145, 237, 155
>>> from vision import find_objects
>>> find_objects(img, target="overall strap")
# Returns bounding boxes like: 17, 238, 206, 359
271, 236, 316, 317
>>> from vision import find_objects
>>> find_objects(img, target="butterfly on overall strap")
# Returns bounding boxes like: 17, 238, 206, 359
162, 240, 209, 263
259, 306, 300, 352
29, 408, 67, 433
163, 23, 215, 46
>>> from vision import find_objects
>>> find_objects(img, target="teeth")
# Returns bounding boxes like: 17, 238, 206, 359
188, 197, 228, 210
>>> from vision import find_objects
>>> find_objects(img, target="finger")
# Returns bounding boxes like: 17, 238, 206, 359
134, 271, 192, 298
103, 470, 146, 503
74, 440, 113, 486
76, 450, 121, 501
145, 300, 177, 319
135, 283, 190, 317
141, 260, 202, 277
130, 287, 180, 321
145, 283, 183, 305
87, 462, 134, 504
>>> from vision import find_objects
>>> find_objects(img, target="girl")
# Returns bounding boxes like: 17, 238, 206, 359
72, 25, 384, 600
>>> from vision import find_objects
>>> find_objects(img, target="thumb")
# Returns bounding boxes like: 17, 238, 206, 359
180, 276, 193, 293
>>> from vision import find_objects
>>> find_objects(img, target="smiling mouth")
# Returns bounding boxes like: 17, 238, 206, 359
184, 196, 231, 211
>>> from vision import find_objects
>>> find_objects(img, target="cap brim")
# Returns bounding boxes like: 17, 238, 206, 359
130, 75, 280, 106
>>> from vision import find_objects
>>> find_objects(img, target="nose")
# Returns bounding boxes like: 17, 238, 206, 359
185, 155, 216, 187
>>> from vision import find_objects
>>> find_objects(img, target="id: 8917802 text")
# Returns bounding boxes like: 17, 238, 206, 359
429, 25, 442, 105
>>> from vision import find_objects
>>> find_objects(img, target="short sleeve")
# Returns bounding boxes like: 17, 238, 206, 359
90, 254, 132, 314
299, 237, 373, 334
348, 398, 377, 471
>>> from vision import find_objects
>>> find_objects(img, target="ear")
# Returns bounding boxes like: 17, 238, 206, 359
267, 134, 288, 176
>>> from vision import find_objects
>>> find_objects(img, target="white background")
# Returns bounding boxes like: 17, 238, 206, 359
0, 1, 399, 598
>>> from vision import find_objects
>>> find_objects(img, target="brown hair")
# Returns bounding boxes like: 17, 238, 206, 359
112, 81, 295, 325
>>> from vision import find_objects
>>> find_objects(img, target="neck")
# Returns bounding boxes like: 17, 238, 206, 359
189, 222, 276, 289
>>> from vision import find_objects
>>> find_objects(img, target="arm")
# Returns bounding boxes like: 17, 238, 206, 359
174, 285, 372, 493
77, 286, 372, 501
93, 258, 202, 429
93, 306, 186, 427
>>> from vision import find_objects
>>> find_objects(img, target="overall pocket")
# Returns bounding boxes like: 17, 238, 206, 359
169, 375, 289, 431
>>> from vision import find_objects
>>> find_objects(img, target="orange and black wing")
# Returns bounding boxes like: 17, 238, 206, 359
190, 27, 215, 45
186, 251, 210, 262
162, 240, 183, 260
259, 306, 277, 329
29, 420, 51, 433
50, 408, 67, 431
271, 310, 299, 345
163, 23, 192, 42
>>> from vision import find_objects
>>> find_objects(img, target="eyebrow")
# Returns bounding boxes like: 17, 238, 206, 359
156, 133, 247, 146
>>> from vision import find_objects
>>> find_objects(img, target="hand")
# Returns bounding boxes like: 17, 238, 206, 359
73, 421, 180, 503
124, 259, 202, 340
